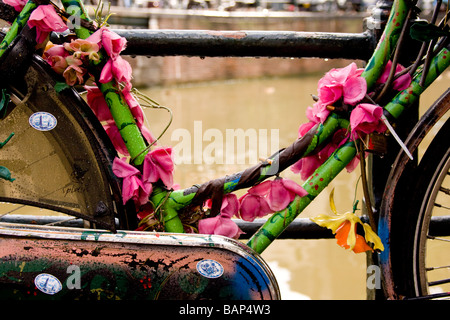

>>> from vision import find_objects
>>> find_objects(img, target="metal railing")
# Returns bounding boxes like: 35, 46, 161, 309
114, 29, 376, 60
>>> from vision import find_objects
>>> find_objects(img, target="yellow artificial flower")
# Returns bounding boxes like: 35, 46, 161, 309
311, 189, 384, 253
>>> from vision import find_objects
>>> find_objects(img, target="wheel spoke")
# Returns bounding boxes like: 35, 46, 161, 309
434, 203, 450, 210
426, 265, 450, 271
406, 292, 450, 300
428, 278, 450, 287
427, 235, 450, 242
439, 186, 450, 195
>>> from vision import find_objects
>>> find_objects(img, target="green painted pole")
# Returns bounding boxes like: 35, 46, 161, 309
60, 0, 149, 165
247, 141, 357, 253
385, 47, 450, 119
98, 82, 148, 165
361, 0, 411, 91
150, 187, 184, 233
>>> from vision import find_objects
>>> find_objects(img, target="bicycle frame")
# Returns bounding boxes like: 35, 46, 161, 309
0, 0, 449, 271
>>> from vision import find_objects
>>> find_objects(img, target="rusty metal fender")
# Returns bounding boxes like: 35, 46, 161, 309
0, 222, 280, 300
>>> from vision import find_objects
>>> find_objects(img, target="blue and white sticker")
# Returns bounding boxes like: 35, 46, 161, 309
34, 273, 62, 295
196, 259, 224, 279
29, 112, 57, 131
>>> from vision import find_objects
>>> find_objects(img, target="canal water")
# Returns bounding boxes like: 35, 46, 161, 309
140, 62, 450, 300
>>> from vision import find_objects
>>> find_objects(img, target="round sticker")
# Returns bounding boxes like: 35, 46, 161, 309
196, 259, 224, 279
29, 112, 57, 131
34, 273, 62, 295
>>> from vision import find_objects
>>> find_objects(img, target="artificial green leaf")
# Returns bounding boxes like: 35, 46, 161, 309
54, 81, 70, 93
410, 21, 450, 42
0, 88, 10, 119
0, 166, 14, 182
0, 132, 14, 149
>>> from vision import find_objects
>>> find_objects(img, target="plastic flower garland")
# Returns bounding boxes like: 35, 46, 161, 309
293, 62, 410, 252
13, 2, 412, 251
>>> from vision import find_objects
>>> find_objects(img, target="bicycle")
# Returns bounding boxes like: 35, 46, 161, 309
0, 0, 447, 300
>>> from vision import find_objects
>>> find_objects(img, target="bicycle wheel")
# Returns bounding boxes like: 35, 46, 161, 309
381, 89, 450, 299
0, 53, 135, 231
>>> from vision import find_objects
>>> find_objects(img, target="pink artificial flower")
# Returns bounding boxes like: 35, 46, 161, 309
122, 89, 143, 124
292, 125, 350, 180
305, 63, 366, 125
205, 193, 240, 218
43, 44, 69, 60
309, 63, 366, 124
85, 85, 113, 122
350, 103, 387, 140
238, 180, 272, 222
87, 27, 127, 60
47, 55, 69, 74
297, 121, 317, 137
306, 101, 330, 124
199, 194, 243, 239
64, 39, 99, 59
86, 27, 104, 45
43, 44, 70, 74
28, 5, 68, 44
63, 64, 85, 86
112, 157, 152, 206
268, 177, 308, 212
103, 120, 129, 156
3, 0, 27, 12
142, 147, 174, 189
377, 60, 412, 91
291, 154, 323, 181
99, 56, 133, 89
291, 127, 362, 179
198, 215, 243, 239
318, 62, 366, 105
101, 28, 127, 59
88, 27, 132, 88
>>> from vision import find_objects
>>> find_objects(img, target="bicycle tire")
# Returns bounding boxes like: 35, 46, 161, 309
380, 89, 450, 299
0, 53, 135, 231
